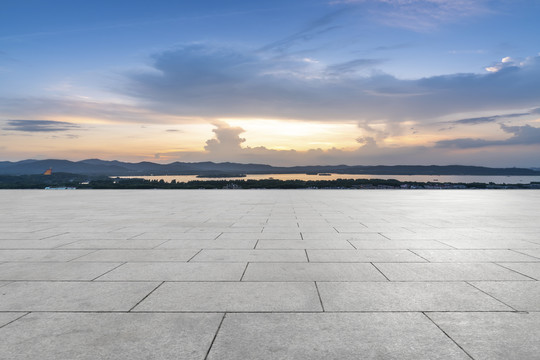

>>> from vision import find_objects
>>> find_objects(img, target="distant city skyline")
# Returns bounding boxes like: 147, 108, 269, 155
1, 0, 540, 166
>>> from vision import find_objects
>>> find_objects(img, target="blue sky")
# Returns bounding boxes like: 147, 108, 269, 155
1, 0, 540, 166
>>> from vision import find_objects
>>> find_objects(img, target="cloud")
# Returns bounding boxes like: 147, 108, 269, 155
257, 9, 347, 53
330, 0, 490, 30
325, 58, 384, 75
435, 124, 540, 148
3, 120, 80, 132
204, 122, 246, 153
447, 111, 532, 125
160, 122, 538, 167
124, 44, 540, 127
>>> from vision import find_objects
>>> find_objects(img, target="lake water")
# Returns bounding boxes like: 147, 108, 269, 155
116, 173, 540, 184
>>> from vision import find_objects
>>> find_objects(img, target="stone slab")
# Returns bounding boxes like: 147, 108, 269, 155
513, 248, 540, 259
412, 249, 539, 262
0, 262, 122, 281
497, 262, 540, 279
375, 263, 533, 281
191, 249, 307, 262
0, 239, 78, 249
0, 281, 159, 311
156, 239, 257, 249
134, 281, 322, 312
73, 249, 200, 262
97, 262, 246, 281
58, 239, 166, 249
0, 249, 93, 262
208, 313, 470, 359
349, 240, 453, 249
0, 312, 223, 360
256, 240, 354, 249
307, 249, 425, 262
317, 282, 511, 311
470, 281, 540, 311
0, 313, 26, 328
242, 262, 387, 281
438, 239, 540, 249
428, 312, 540, 360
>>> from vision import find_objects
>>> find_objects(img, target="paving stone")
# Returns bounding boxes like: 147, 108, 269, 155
497, 262, 540, 279
134, 232, 221, 240
0, 239, 77, 249
256, 240, 354, 249
97, 262, 246, 281
207, 313, 470, 359
375, 263, 532, 281
0, 262, 122, 280
156, 239, 257, 249
0, 313, 26, 328
217, 232, 261, 240
470, 281, 540, 311
412, 249, 539, 262
307, 249, 425, 262
0, 312, 222, 360
46, 232, 139, 240
191, 249, 307, 262
350, 240, 453, 249
513, 249, 540, 259
242, 262, 387, 281
317, 282, 511, 311
438, 239, 540, 249
428, 312, 540, 360
0, 281, 159, 311
134, 281, 322, 312
58, 239, 166, 249
73, 249, 200, 262
0, 249, 93, 262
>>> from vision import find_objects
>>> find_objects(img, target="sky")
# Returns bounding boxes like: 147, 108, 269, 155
1, 0, 540, 167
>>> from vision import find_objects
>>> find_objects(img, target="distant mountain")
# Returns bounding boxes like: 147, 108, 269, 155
0, 159, 538, 176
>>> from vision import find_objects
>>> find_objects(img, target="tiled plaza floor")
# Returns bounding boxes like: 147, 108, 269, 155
0, 190, 539, 359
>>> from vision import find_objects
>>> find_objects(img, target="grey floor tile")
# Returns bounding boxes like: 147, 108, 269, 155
0, 281, 159, 311
428, 312, 540, 360
0, 262, 122, 280
208, 313, 470, 360
191, 249, 307, 262
317, 282, 511, 311
242, 262, 387, 281
307, 249, 425, 262
412, 249, 539, 262
134, 281, 322, 312
73, 249, 200, 262
375, 263, 532, 281
350, 240, 453, 249
497, 262, 540, 279
58, 239, 166, 249
97, 262, 246, 281
513, 248, 540, 259
217, 233, 263, 240
0, 249, 93, 262
256, 240, 354, 249
0, 239, 77, 249
438, 239, 540, 249
0, 312, 222, 360
46, 232, 139, 240
0, 312, 26, 328
156, 239, 256, 249
470, 281, 540, 311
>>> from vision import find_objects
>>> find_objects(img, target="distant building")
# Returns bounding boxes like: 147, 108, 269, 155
43, 168, 52, 175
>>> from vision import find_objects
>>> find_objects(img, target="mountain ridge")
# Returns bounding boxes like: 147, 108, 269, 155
0, 159, 538, 176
